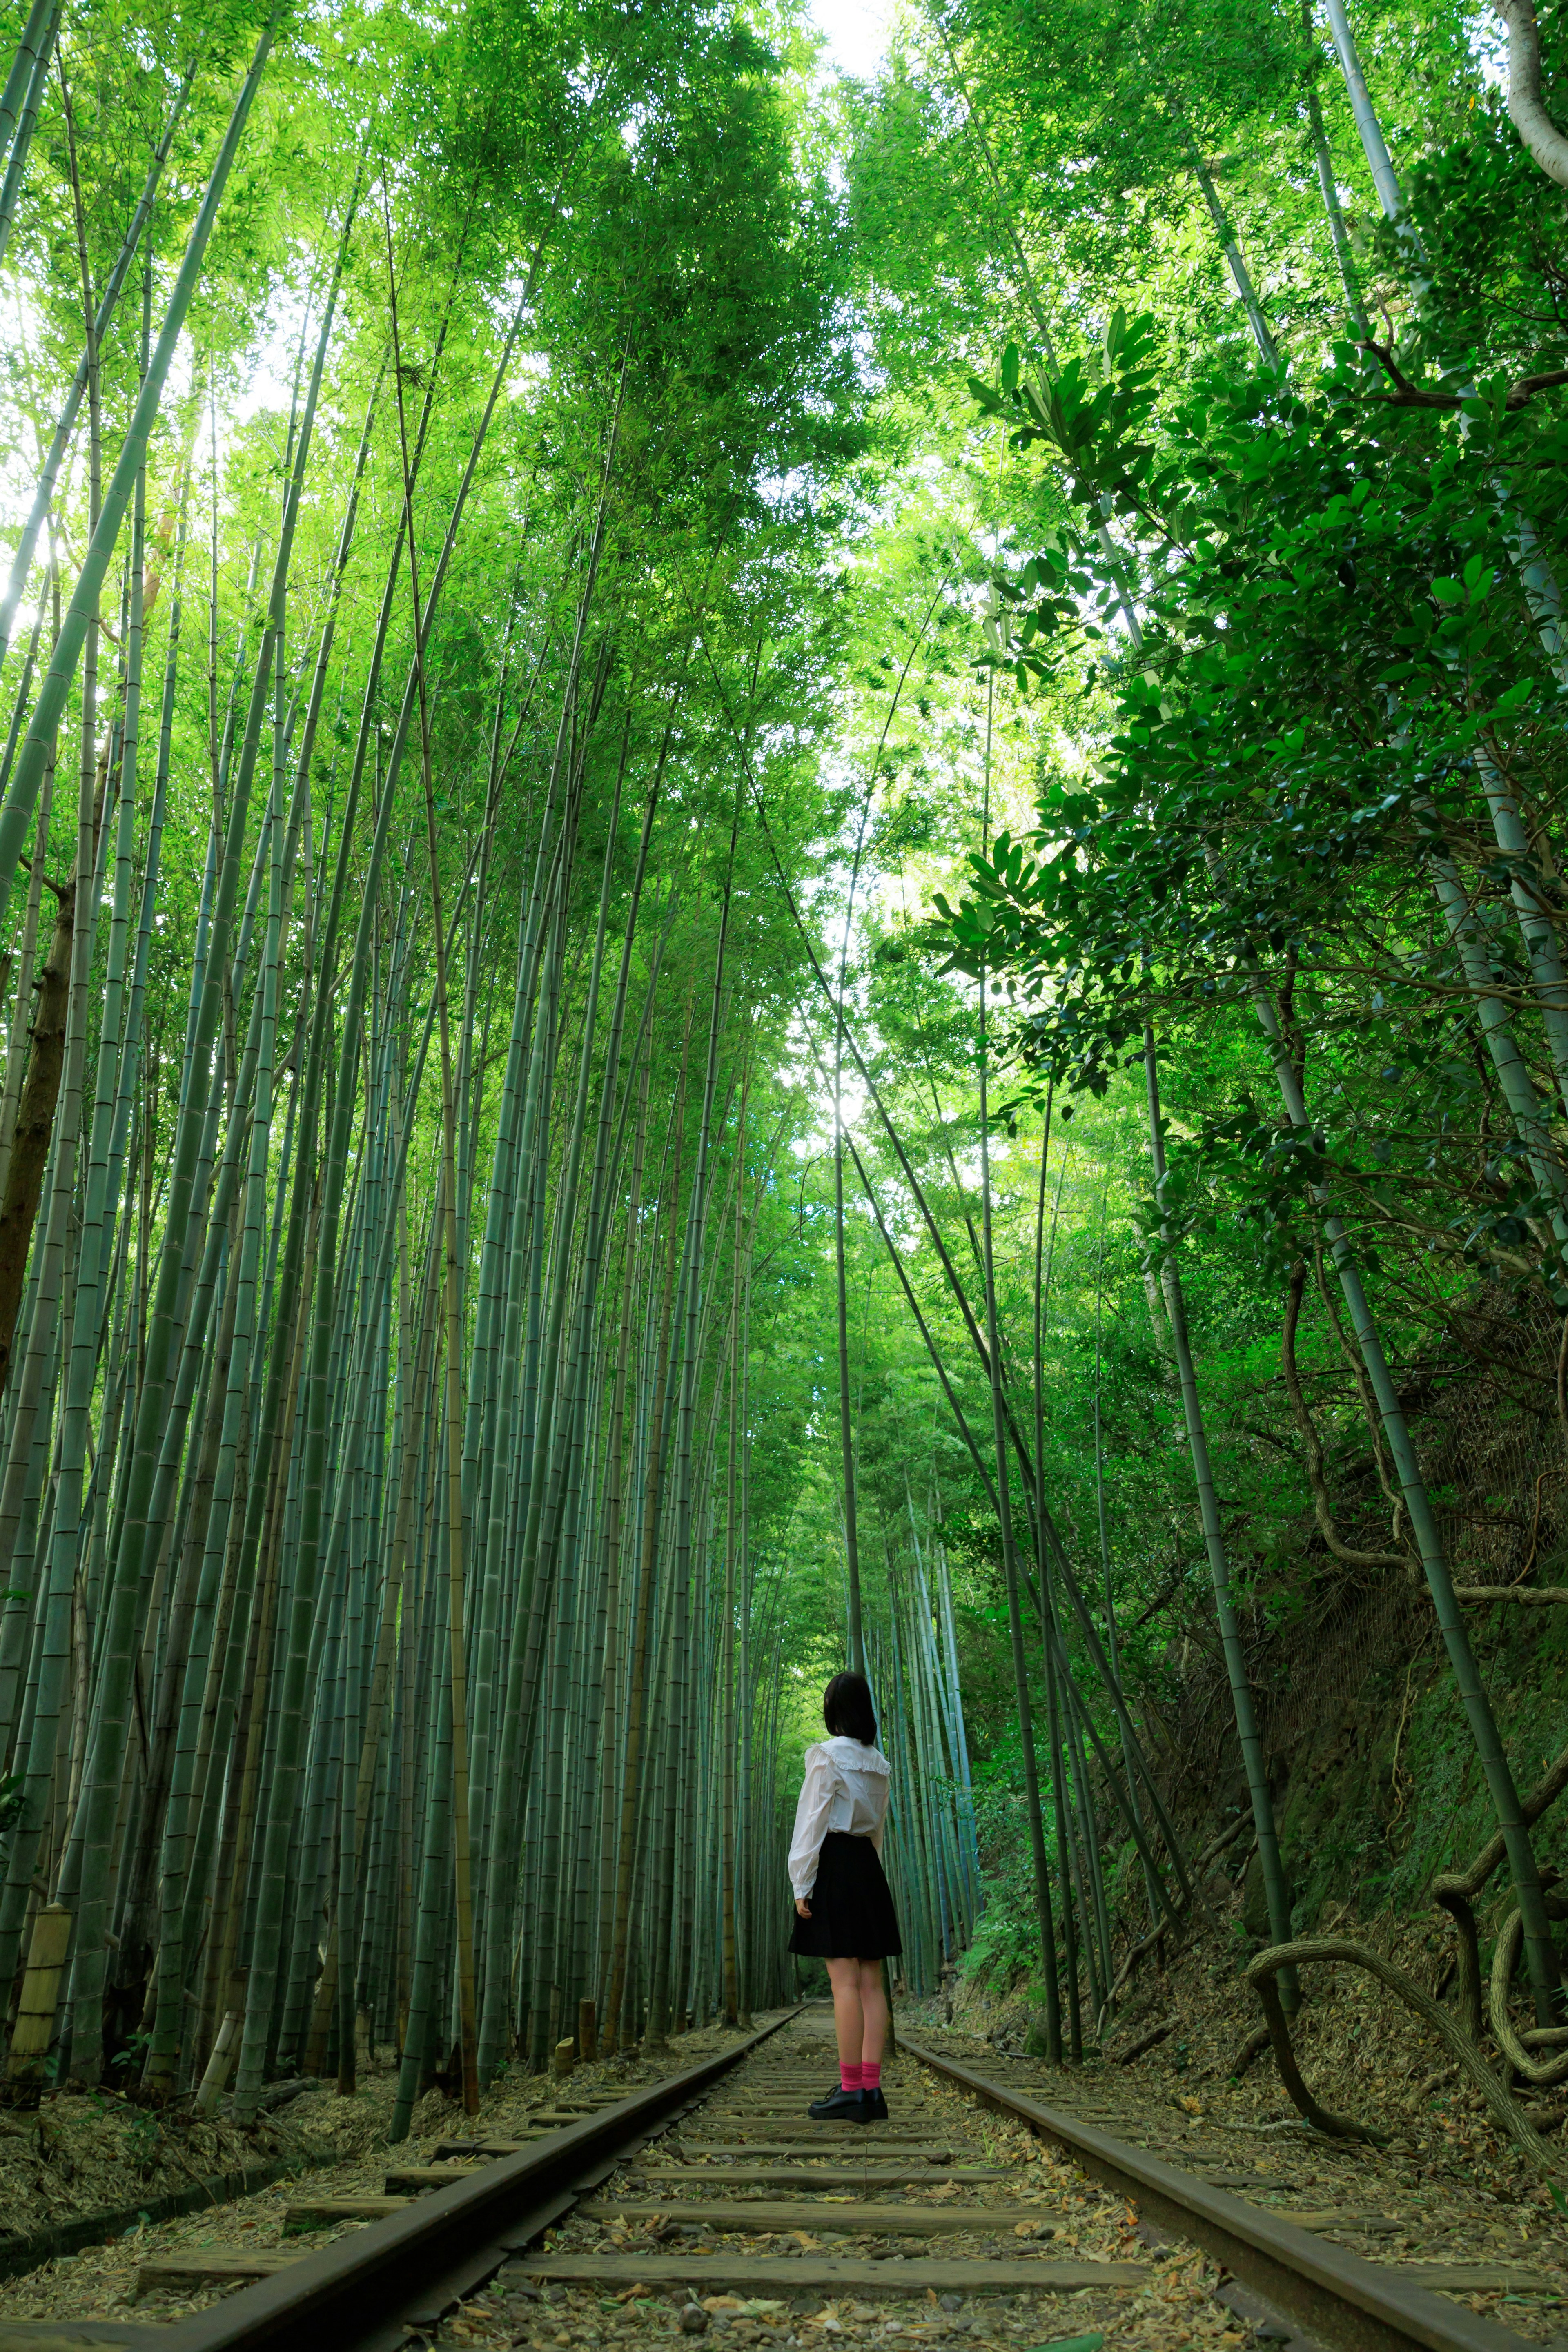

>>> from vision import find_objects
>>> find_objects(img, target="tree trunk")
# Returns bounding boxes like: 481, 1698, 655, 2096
0, 878, 71, 1392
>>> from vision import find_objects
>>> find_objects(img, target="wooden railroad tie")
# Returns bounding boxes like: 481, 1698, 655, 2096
719, 2098, 940, 2117
522, 2254, 1146, 2296
134, 2236, 1558, 2303
578, 2200, 1062, 2237
384, 2163, 487, 2193
1267, 2209, 1401, 2232
633, 2167, 1006, 2187
284, 2194, 413, 2231
675, 2143, 953, 2160
712, 2109, 945, 2120
136, 2251, 302, 2294
681, 2125, 951, 2142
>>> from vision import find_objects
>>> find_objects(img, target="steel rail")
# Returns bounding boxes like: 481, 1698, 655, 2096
901, 2035, 1539, 2352
93, 2011, 795, 2352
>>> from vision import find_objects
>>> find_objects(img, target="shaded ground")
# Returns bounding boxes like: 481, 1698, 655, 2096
0, 2022, 754, 2326
905, 1904, 1568, 2345
910, 1880, 1550, 2188
477, 2024, 1254, 2352
6, 1987, 1565, 2350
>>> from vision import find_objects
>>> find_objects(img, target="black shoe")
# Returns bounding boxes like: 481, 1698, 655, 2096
862, 2087, 889, 2122
808, 2086, 873, 2121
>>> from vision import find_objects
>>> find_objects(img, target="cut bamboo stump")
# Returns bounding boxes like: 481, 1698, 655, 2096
4, 1904, 71, 2081
192, 2009, 241, 2118
554, 2037, 575, 2078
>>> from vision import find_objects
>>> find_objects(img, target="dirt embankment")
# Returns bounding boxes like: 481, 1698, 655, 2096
910, 1885, 1547, 2198
959, 1300, 1568, 2176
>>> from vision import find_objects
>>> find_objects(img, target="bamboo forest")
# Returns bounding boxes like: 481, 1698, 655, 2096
6, 0, 1568, 2245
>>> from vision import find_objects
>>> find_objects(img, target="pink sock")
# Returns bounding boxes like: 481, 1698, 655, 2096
861, 2062, 881, 2090
840, 2062, 863, 2092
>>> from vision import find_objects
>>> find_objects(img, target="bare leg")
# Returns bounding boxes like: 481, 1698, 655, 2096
826, 1956, 864, 2069
857, 1959, 888, 2067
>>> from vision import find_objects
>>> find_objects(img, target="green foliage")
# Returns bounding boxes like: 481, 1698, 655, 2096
807, 0, 1568, 1987
4, 0, 1568, 2092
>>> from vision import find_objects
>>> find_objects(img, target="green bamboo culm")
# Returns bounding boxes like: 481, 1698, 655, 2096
0, 5, 283, 933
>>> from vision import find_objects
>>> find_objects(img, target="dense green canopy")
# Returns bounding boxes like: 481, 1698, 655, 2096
0, 0, 1564, 2101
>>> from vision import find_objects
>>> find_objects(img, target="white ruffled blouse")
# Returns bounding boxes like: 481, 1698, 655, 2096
788, 1735, 892, 1900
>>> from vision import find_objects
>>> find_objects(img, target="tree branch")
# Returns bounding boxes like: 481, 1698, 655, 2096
1494, 0, 1568, 189
1247, 1937, 1561, 2178
1361, 337, 1568, 410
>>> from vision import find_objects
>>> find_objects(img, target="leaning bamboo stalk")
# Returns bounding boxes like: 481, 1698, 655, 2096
720, 1071, 747, 2025
236, 233, 538, 2119
146, 737, 287, 2085
1141, 1021, 1294, 1983
0, 3, 57, 312
0, 653, 119, 2007
974, 853, 1062, 2051
0, 738, 52, 1216
381, 191, 483, 2113
0, 0, 55, 174
600, 1035, 690, 2054
518, 726, 643, 2064
593, 1053, 650, 1992
471, 526, 630, 2080
1243, 969, 1566, 2021
646, 791, 742, 2047
713, 677, 1196, 1896
0, 41, 200, 674
70, 191, 348, 2085
0, 10, 281, 924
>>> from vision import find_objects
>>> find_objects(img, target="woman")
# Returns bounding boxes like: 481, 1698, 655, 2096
787, 1669, 902, 2122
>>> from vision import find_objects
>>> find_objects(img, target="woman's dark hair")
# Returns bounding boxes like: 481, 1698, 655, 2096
823, 1671, 877, 1745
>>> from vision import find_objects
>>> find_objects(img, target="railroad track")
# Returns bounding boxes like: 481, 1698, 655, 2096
4, 2010, 1557, 2352
900, 2035, 1563, 2352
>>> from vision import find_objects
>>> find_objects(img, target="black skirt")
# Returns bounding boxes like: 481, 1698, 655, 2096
789, 1831, 903, 1960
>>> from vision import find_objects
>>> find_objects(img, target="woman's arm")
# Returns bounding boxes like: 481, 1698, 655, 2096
788, 1746, 835, 1908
